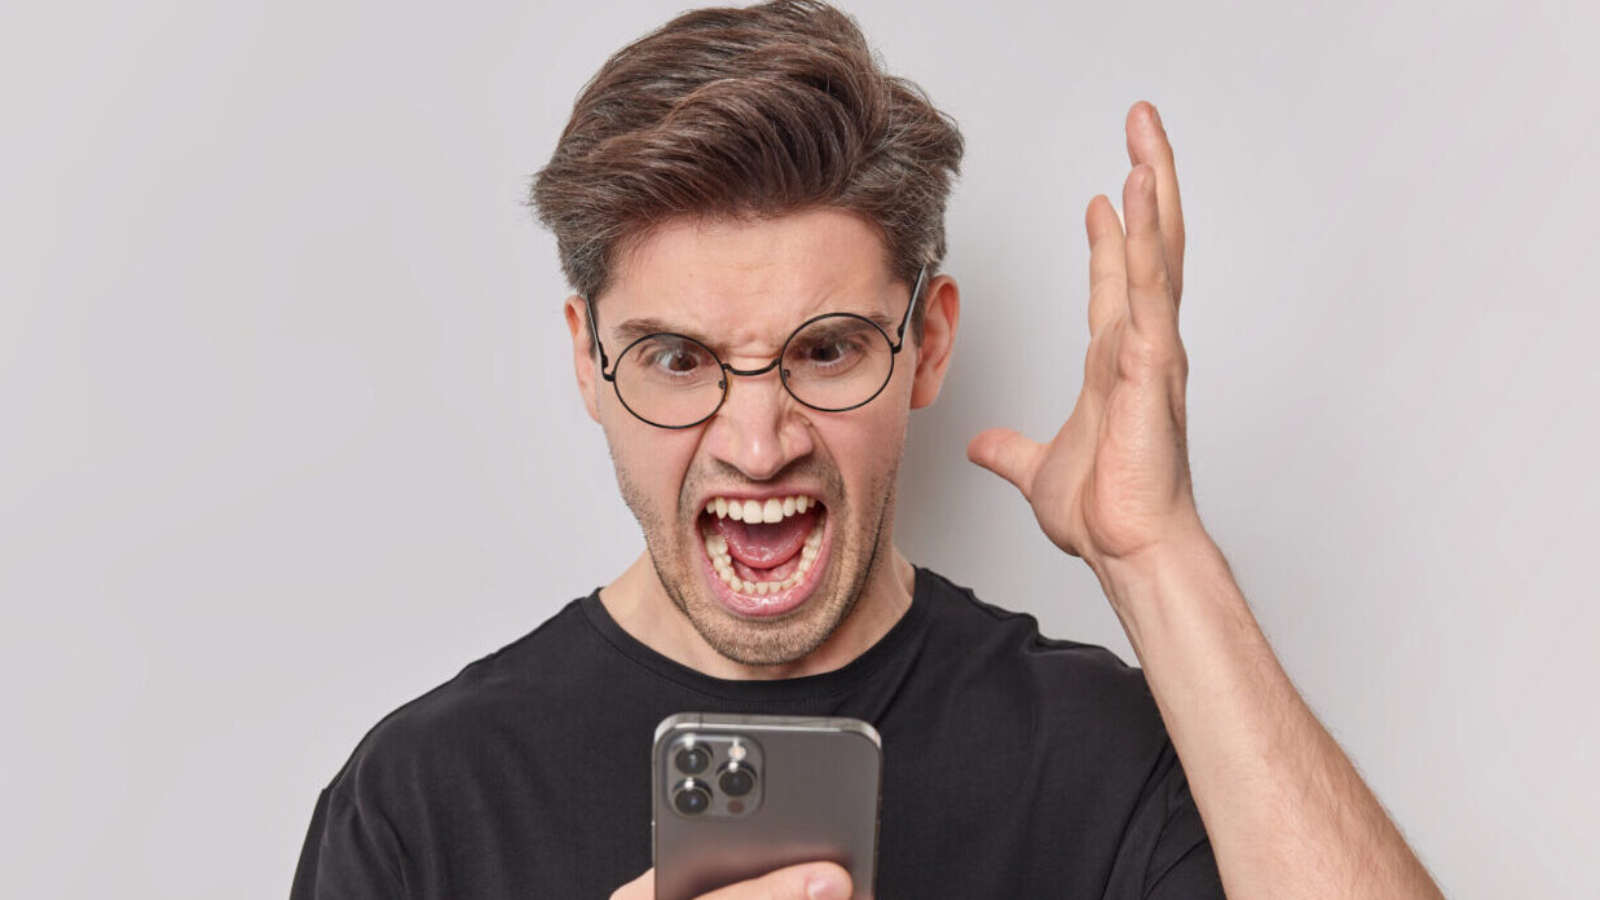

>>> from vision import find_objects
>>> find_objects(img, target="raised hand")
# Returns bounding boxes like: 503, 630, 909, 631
967, 101, 1202, 571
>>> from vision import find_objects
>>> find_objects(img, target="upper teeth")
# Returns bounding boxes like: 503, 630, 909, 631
704, 495, 817, 524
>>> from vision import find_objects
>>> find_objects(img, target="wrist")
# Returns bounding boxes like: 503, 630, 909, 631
1087, 525, 1232, 648
1088, 517, 1216, 589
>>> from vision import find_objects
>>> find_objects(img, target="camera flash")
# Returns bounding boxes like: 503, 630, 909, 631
728, 742, 747, 762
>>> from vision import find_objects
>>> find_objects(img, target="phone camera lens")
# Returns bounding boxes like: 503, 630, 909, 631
674, 743, 711, 775
717, 761, 757, 797
672, 778, 712, 816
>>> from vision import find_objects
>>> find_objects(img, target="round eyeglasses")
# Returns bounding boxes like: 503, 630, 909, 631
584, 265, 927, 429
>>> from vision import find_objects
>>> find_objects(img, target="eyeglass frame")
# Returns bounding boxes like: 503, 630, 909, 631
582, 263, 929, 430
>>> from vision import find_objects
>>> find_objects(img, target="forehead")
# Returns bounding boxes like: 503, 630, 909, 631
605, 208, 895, 328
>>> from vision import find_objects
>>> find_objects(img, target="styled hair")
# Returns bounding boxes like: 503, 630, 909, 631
527, 0, 964, 341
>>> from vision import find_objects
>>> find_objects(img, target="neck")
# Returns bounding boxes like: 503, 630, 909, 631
599, 547, 916, 681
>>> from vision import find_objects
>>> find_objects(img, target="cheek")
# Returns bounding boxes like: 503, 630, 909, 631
602, 418, 699, 512
812, 413, 908, 493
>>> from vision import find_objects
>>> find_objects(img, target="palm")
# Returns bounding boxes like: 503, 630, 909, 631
969, 101, 1200, 569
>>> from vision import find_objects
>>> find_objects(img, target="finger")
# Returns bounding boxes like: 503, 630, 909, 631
1120, 164, 1178, 340
1125, 101, 1186, 308
966, 427, 1042, 498
1085, 193, 1126, 339
696, 860, 851, 900
610, 867, 653, 900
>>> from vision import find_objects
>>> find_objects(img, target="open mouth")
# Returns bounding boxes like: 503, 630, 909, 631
697, 494, 830, 618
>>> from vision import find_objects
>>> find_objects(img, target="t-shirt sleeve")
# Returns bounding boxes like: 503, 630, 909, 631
1104, 739, 1226, 900
290, 786, 407, 900
1144, 835, 1223, 899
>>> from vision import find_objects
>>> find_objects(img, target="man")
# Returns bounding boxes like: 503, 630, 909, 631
291, 2, 1445, 898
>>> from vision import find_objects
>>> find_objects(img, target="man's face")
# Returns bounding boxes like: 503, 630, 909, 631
570, 209, 938, 667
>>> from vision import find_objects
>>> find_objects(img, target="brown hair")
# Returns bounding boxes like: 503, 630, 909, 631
527, 0, 964, 342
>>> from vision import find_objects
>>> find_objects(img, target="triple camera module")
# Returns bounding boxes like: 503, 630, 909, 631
668, 736, 762, 818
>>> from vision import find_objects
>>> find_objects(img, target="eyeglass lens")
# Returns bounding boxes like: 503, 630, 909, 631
612, 314, 895, 427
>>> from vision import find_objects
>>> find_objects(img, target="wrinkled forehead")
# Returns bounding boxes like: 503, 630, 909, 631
601, 209, 899, 334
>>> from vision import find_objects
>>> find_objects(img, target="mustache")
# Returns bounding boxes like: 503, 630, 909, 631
679, 457, 844, 518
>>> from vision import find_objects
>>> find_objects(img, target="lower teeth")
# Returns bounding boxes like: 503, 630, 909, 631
703, 514, 825, 596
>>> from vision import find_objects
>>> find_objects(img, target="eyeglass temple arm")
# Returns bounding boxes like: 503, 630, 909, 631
893, 264, 929, 351
583, 297, 614, 379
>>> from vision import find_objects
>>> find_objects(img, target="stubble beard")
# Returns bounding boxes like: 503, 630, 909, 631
615, 461, 898, 668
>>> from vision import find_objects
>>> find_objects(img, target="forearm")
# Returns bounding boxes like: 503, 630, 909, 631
1090, 533, 1444, 900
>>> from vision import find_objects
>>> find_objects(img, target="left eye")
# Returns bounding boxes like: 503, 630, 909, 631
807, 342, 848, 363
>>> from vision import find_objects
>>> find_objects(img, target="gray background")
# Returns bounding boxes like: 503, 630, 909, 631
2, 0, 1595, 896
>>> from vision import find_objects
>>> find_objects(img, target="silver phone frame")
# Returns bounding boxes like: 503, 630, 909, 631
651, 712, 883, 900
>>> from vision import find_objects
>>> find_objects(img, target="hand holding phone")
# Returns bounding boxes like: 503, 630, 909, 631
608, 861, 852, 900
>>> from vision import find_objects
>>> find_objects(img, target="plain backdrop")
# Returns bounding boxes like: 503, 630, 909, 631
3, 0, 1596, 896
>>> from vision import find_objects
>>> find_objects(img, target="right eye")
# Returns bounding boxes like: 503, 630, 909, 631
632, 337, 717, 382
651, 346, 701, 373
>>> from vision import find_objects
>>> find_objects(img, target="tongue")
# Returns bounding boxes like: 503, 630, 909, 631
709, 507, 819, 571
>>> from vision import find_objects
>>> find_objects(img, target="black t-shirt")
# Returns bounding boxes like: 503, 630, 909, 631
290, 567, 1223, 898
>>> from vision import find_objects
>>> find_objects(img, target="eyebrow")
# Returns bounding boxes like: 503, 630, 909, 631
608, 309, 899, 348
611, 316, 692, 346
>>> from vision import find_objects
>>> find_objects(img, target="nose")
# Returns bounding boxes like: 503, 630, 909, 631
702, 363, 815, 481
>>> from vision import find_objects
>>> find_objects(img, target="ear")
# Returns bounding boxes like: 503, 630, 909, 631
564, 295, 602, 423
909, 274, 960, 409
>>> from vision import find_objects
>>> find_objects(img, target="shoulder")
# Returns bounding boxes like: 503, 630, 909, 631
917, 568, 1166, 745
920, 567, 1146, 684
319, 596, 591, 803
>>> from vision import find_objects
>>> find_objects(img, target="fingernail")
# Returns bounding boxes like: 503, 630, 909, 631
807, 872, 849, 900
1149, 104, 1162, 129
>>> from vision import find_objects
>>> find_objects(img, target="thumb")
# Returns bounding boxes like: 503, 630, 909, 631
609, 867, 653, 900
966, 427, 1041, 497
698, 860, 851, 900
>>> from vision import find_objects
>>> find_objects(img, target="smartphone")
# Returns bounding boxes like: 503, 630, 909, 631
652, 712, 882, 900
